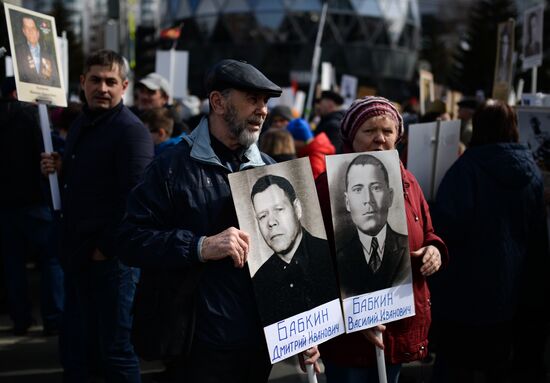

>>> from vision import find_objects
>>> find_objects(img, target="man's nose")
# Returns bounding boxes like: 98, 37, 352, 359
98, 81, 108, 92
362, 189, 373, 205
267, 216, 278, 227
256, 100, 268, 116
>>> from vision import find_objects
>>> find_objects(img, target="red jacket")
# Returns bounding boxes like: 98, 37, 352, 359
315, 162, 448, 367
298, 132, 335, 179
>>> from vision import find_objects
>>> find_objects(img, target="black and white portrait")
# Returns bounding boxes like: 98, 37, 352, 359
495, 21, 514, 85
517, 107, 550, 170
523, 4, 544, 70
326, 150, 412, 299
229, 158, 340, 327
4, 3, 66, 107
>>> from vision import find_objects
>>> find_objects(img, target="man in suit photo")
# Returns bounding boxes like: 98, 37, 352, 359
251, 174, 338, 326
524, 9, 542, 58
337, 154, 411, 298
15, 15, 60, 87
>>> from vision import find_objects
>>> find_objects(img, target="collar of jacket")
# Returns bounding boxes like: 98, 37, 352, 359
82, 101, 124, 127
183, 116, 266, 171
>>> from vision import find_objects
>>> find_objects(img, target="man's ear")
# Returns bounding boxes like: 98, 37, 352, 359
293, 199, 303, 220
388, 187, 394, 207
344, 192, 351, 213
121, 79, 129, 93
209, 91, 227, 115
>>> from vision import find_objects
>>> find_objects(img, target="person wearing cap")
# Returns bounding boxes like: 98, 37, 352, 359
133, 72, 189, 137
287, 118, 335, 179
40, 50, 153, 382
117, 59, 320, 382
262, 104, 294, 132
315, 96, 448, 383
134, 72, 171, 111
315, 90, 345, 153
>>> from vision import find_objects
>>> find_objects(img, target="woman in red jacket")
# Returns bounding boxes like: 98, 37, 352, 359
315, 96, 448, 383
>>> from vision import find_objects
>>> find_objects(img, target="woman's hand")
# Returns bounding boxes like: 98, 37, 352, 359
411, 245, 441, 276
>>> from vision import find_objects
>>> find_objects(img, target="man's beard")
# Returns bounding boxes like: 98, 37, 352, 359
224, 103, 262, 148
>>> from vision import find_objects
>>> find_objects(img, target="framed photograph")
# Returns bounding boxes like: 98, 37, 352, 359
419, 69, 434, 116
492, 19, 515, 101
326, 150, 414, 333
522, 4, 544, 71
517, 106, 550, 171
228, 158, 343, 363
4, 3, 66, 107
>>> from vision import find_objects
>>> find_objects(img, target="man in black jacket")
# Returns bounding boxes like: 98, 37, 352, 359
40, 50, 153, 382
117, 59, 320, 383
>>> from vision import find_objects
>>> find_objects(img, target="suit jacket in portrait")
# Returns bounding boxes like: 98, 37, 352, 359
337, 225, 410, 298
253, 229, 339, 327
15, 42, 60, 87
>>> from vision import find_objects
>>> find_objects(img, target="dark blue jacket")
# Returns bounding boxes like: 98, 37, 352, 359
431, 143, 548, 325
118, 117, 274, 351
60, 102, 153, 270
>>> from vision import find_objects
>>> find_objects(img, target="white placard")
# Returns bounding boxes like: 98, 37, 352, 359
407, 120, 460, 201
321, 62, 333, 91
228, 158, 343, 363
326, 150, 414, 333
342, 284, 414, 333
57, 32, 68, 97
340, 74, 358, 108
155, 49, 189, 100
263, 299, 343, 363
517, 106, 550, 170
4, 3, 67, 107
522, 4, 544, 71
5, 55, 14, 77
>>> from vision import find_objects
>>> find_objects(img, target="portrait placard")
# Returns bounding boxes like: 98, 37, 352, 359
517, 106, 550, 171
492, 20, 515, 101
228, 158, 343, 363
522, 4, 544, 71
4, 3, 67, 107
326, 150, 414, 333
419, 70, 434, 116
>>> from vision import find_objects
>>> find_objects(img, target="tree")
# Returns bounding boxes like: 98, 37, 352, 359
449, 0, 517, 96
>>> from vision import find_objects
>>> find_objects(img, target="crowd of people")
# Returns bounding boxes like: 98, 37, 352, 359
0, 49, 548, 383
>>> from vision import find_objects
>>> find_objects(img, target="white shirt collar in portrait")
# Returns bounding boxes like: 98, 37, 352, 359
358, 224, 387, 264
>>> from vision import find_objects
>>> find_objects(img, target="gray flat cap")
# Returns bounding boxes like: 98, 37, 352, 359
205, 59, 282, 97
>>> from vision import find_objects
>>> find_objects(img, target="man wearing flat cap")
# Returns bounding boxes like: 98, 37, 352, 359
117, 59, 320, 382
